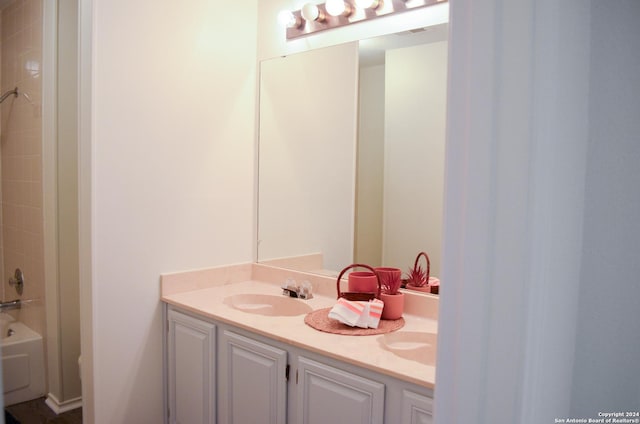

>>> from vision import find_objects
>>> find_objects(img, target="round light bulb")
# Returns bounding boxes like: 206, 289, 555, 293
278, 10, 301, 28
301, 3, 324, 22
355, 0, 380, 9
325, 0, 352, 17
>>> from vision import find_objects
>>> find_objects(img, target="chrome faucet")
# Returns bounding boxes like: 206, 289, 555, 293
281, 279, 313, 300
0, 299, 22, 311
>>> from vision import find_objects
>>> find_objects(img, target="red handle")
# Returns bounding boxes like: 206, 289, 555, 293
335, 263, 381, 300
414, 251, 431, 282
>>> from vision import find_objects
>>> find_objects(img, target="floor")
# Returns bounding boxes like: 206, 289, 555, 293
4, 398, 82, 424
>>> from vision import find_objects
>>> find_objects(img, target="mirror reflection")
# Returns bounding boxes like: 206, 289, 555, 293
257, 24, 448, 280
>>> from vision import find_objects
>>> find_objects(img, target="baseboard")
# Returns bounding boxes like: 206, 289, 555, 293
45, 393, 82, 414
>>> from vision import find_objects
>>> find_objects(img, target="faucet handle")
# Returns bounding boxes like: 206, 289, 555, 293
298, 280, 313, 300
281, 278, 297, 290
282, 278, 299, 297
9, 268, 24, 295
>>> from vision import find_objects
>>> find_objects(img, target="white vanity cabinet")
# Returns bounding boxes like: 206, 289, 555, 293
296, 356, 385, 424
218, 329, 287, 424
166, 309, 216, 424
165, 305, 433, 424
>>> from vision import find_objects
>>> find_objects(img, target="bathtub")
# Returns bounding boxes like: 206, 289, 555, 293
1, 314, 46, 406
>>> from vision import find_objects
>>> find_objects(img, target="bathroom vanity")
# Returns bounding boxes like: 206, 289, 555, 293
161, 263, 437, 424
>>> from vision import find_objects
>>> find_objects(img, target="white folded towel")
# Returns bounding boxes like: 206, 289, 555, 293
328, 298, 365, 328
328, 298, 385, 329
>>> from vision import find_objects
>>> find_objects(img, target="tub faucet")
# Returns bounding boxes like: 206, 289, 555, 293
0, 299, 21, 311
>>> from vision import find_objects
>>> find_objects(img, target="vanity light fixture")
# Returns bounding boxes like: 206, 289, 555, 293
283, 0, 447, 40
325, 0, 353, 17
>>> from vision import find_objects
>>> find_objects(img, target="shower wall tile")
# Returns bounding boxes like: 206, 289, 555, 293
28, 154, 40, 181
1, 0, 45, 337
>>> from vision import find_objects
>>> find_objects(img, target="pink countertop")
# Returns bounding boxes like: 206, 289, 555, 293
161, 263, 437, 389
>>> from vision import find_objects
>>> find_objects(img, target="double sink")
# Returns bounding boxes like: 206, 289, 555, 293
223, 292, 436, 366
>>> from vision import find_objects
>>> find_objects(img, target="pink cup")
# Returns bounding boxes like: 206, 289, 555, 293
347, 271, 378, 293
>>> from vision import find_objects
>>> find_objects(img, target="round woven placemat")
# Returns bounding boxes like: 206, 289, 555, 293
304, 307, 405, 336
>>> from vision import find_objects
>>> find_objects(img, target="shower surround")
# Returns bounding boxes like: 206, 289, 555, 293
0, 0, 45, 339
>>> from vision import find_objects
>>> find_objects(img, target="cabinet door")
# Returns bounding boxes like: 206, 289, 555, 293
219, 330, 288, 424
296, 356, 385, 424
167, 309, 216, 424
401, 389, 433, 424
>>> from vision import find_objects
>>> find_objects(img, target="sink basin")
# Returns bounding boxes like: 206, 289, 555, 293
378, 331, 437, 365
224, 294, 313, 317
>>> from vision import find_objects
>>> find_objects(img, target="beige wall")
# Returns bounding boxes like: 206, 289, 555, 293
1, 0, 44, 336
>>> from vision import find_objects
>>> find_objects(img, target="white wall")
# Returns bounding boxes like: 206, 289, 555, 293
87, 0, 257, 422
571, 0, 640, 415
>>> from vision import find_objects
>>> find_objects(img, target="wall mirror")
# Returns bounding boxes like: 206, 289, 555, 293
257, 23, 448, 280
